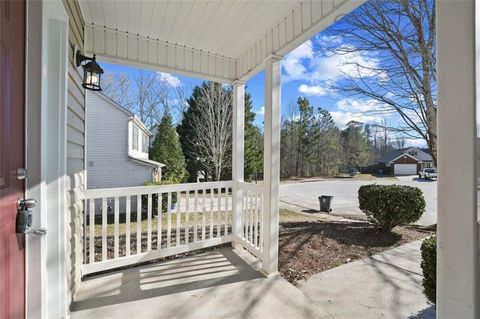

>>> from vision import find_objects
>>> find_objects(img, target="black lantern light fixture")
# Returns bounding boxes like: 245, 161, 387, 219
76, 50, 104, 91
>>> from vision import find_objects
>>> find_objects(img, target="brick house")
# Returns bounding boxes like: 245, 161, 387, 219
376, 147, 434, 175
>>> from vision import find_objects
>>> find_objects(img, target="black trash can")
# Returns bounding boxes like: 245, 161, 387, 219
319, 195, 333, 212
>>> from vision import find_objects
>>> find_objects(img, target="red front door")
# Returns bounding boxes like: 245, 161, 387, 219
0, 0, 26, 318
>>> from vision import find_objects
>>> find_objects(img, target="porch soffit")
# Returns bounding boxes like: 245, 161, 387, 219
79, 0, 365, 83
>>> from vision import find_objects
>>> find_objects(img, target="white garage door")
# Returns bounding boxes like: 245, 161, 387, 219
394, 164, 417, 175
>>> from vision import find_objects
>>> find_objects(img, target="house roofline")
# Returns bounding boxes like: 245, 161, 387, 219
92, 91, 134, 117
389, 152, 420, 163
129, 116, 152, 136
129, 156, 166, 168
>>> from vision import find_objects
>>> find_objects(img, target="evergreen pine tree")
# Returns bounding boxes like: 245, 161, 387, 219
244, 91, 263, 181
151, 110, 187, 182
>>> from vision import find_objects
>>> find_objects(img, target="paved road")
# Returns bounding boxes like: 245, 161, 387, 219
280, 176, 437, 226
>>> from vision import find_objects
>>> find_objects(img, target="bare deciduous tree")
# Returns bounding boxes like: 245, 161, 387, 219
327, 0, 437, 164
102, 71, 188, 128
189, 83, 232, 181
132, 71, 168, 128
102, 73, 132, 108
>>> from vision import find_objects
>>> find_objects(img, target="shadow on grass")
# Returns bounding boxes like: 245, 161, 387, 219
280, 220, 402, 250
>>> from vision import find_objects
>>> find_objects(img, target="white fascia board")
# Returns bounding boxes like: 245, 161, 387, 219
92, 91, 134, 117
85, 24, 237, 83
236, 0, 367, 81
129, 156, 166, 168
390, 152, 420, 163
129, 116, 151, 136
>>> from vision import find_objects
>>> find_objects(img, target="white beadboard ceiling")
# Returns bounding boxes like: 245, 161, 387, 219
79, 0, 299, 58
79, 0, 365, 82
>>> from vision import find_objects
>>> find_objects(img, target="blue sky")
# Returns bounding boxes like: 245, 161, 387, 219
100, 17, 426, 148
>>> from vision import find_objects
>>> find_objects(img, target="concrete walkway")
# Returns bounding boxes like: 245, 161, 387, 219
297, 240, 436, 319
71, 248, 329, 319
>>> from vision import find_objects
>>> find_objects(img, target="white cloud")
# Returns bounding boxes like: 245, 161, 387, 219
298, 84, 328, 96
316, 35, 343, 46
282, 40, 314, 82
330, 98, 394, 128
310, 49, 383, 82
330, 111, 383, 128
157, 72, 181, 87
282, 36, 386, 85
255, 106, 265, 117
404, 138, 427, 148
336, 98, 392, 114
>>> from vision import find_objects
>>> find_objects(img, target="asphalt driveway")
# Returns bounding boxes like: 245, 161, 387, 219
279, 176, 437, 226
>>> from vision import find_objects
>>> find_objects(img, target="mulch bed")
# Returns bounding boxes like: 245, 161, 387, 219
278, 220, 433, 284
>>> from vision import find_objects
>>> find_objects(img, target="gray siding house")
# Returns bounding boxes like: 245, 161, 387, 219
86, 92, 164, 189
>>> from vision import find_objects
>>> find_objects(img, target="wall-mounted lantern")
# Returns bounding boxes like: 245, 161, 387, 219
75, 50, 104, 91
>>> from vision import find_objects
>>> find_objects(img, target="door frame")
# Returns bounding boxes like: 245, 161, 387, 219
25, 0, 69, 317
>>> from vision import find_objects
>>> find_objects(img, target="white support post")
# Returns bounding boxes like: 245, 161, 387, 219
232, 80, 245, 248
437, 1, 478, 317
261, 55, 282, 276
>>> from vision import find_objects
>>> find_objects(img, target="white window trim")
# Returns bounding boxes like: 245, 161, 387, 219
128, 119, 149, 160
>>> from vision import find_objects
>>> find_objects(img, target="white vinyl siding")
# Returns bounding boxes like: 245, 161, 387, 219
64, 0, 86, 305
86, 92, 154, 189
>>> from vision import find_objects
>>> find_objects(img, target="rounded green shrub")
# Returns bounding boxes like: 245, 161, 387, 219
358, 184, 425, 231
421, 235, 436, 304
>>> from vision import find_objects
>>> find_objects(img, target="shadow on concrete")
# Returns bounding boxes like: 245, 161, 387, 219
412, 177, 436, 183
71, 248, 262, 312
301, 208, 320, 214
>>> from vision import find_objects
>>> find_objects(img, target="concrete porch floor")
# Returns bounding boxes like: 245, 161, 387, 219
70, 247, 329, 319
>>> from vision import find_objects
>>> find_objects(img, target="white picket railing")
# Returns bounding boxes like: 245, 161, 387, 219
82, 181, 233, 275
237, 182, 264, 261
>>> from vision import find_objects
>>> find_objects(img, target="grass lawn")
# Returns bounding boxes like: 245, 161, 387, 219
88, 209, 313, 237
352, 173, 397, 180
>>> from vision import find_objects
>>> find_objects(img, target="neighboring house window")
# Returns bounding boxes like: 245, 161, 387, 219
409, 150, 417, 156
132, 126, 139, 151
142, 133, 149, 153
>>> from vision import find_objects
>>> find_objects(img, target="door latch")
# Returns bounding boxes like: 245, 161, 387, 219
16, 198, 46, 236
16, 168, 28, 180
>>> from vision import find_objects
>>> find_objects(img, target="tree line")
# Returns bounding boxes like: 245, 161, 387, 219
281, 97, 373, 178
103, 73, 423, 182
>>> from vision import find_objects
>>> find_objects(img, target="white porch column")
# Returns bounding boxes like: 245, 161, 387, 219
261, 55, 282, 276
232, 80, 245, 247
437, 1, 478, 317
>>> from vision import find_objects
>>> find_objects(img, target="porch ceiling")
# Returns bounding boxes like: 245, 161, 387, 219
78, 0, 365, 82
